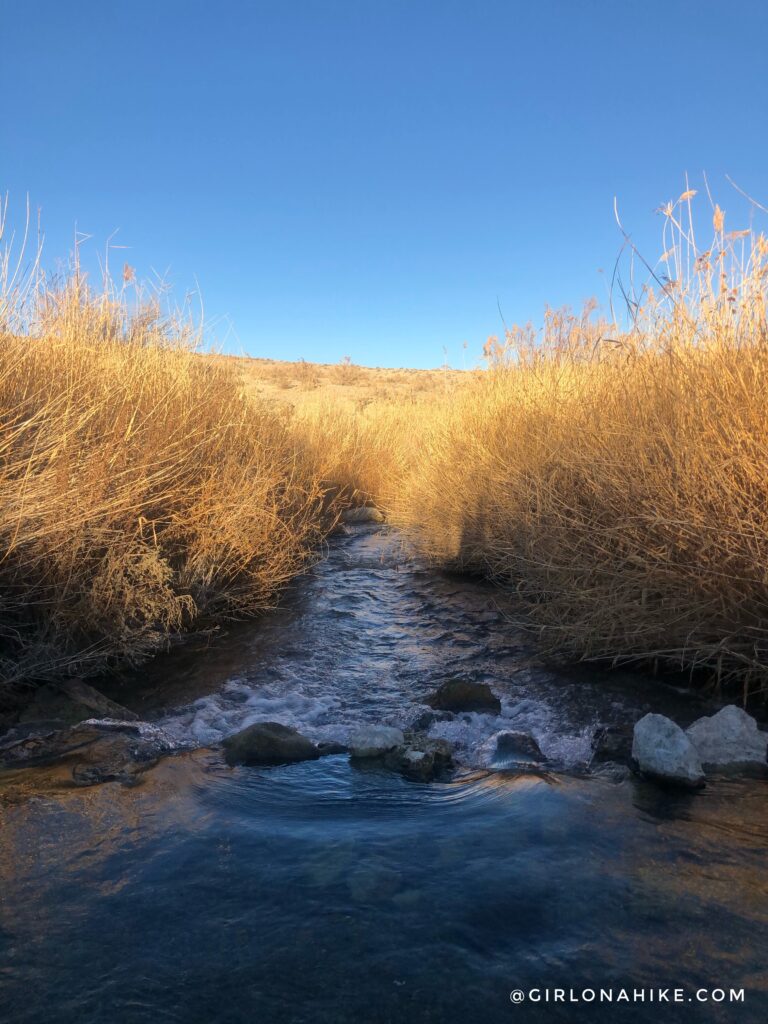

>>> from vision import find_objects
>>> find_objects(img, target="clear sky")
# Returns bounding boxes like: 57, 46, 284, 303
2, 0, 767, 368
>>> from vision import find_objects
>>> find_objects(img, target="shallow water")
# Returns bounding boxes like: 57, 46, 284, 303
1, 525, 767, 1023
100, 524, 719, 769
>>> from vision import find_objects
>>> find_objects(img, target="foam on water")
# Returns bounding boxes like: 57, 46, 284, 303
120, 523, 708, 773
160, 681, 347, 750
154, 677, 598, 770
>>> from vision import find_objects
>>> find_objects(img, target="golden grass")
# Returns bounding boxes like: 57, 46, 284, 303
290, 190, 768, 698
216, 352, 462, 405
0, 273, 333, 692
387, 331, 768, 699
4, 185, 768, 701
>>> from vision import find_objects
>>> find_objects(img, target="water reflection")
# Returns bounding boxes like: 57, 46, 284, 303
1, 752, 767, 1023
1, 526, 767, 1022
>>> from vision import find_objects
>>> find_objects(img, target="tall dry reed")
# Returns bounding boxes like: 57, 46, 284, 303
0, 263, 332, 694
378, 190, 768, 697
5, 185, 768, 702
288, 188, 768, 698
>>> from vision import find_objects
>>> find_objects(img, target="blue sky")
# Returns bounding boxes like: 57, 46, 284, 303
2, 0, 767, 368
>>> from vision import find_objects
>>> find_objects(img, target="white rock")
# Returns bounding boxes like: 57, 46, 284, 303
686, 705, 768, 770
341, 506, 386, 524
348, 725, 404, 758
631, 713, 705, 788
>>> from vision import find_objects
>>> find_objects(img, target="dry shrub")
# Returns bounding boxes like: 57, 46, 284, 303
0, 271, 331, 689
333, 355, 364, 385
294, 358, 320, 389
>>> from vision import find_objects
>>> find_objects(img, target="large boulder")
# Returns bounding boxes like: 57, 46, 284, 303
348, 725, 404, 758
426, 679, 501, 714
57, 677, 138, 720
631, 713, 705, 789
222, 722, 319, 766
686, 705, 768, 771
483, 730, 544, 768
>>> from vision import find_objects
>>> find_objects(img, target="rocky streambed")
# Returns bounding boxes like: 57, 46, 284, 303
1, 522, 768, 1023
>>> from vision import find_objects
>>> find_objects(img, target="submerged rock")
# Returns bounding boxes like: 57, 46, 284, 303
426, 679, 501, 714
686, 705, 768, 771
348, 725, 404, 758
1, 720, 136, 767
222, 722, 320, 766
341, 506, 386, 524
347, 856, 402, 902
631, 713, 705, 789
0, 721, 68, 756
70, 732, 158, 786
483, 730, 544, 768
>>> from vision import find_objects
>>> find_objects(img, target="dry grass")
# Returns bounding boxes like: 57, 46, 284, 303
215, 352, 461, 405
219, 351, 468, 503
5, 184, 768, 702
386, 336, 768, 698
269, 188, 768, 699
369, 191, 768, 699
0, 269, 333, 692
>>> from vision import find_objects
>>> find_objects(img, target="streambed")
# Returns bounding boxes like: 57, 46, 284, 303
1, 524, 767, 1023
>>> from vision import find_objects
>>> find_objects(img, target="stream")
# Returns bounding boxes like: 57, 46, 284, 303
1, 523, 767, 1023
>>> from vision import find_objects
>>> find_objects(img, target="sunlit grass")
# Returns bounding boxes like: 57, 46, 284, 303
0, 242, 332, 691
295, 188, 768, 698
4, 185, 768, 700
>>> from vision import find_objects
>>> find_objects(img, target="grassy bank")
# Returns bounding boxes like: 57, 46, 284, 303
0, 277, 333, 696
4, 189, 768, 703
289, 195, 768, 699
389, 323, 768, 700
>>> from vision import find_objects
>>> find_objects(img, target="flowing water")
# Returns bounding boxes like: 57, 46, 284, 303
1, 524, 767, 1023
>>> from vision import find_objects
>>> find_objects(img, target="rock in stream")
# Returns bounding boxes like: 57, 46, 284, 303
223, 722, 320, 766
686, 705, 768, 771
426, 679, 501, 714
631, 713, 705, 789
348, 725, 405, 758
